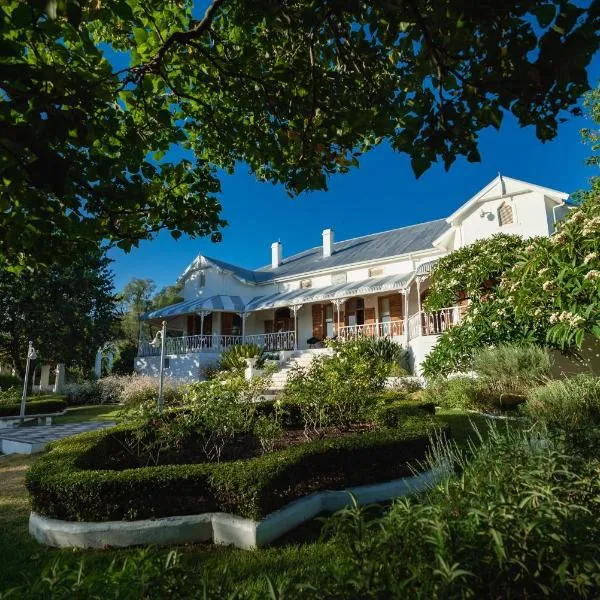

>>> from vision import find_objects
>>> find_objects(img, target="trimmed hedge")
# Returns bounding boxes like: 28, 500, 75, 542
26, 419, 445, 523
0, 397, 67, 417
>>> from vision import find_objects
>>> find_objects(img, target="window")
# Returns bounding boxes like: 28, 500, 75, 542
380, 297, 391, 322
197, 270, 206, 287
332, 272, 347, 285
163, 357, 170, 369
498, 202, 514, 226
368, 267, 384, 277
300, 279, 312, 289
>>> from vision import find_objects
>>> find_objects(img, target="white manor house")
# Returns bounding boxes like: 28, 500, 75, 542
136, 175, 570, 378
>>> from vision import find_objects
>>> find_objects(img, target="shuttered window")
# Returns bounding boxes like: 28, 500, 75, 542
498, 202, 514, 226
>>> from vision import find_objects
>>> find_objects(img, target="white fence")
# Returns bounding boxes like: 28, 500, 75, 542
337, 320, 404, 341
407, 307, 461, 340
138, 331, 296, 357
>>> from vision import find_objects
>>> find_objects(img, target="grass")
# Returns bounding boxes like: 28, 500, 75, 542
52, 404, 122, 424
0, 410, 499, 594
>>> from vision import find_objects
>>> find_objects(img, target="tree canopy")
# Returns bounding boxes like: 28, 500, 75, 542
1, 0, 598, 269
0, 244, 116, 376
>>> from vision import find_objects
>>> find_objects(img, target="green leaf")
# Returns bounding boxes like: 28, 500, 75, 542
133, 28, 148, 45
411, 156, 430, 178
535, 5, 556, 28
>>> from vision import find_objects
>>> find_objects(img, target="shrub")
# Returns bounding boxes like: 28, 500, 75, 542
0, 373, 20, 390
253, 414, 284, 454
219, 344, 264, 371
473, 343, 552, 395
309, 426, 600, 599
524, 375, 600, 447
386, 376, 423, 393
422, 376, 479, 411
282, 340, 389, 434
120, 373, 268, 463
0, 386, 20, 405
0, 398, 67, 417
119, 375, 183, 408
60, 380, 103, 405
26, 419, 439, 523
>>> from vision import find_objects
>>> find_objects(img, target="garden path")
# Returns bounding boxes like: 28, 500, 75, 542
0, 421, 115, 455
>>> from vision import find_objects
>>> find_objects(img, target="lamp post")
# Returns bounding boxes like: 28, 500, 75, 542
149, 320, 167, 412
19, 341, 37, 419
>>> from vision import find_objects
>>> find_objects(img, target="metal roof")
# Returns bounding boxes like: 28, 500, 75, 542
180, 218, 449, 286
255, 219, 449, 280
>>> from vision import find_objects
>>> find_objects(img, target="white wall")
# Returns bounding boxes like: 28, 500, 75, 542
135, 352, 220, 381
408, 335, 440, 376
458, 190, 552, 246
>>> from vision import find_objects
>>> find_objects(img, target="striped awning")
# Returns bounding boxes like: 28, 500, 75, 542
246, 273, 413, 311
141, 295, 258, 320
416, 258, 439, 275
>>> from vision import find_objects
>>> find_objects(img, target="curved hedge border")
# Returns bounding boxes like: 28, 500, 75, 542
0, 397, 67, 417
26, 419, 445, 523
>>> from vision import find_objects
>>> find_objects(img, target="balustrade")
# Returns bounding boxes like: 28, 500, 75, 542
137, 331, 295, 357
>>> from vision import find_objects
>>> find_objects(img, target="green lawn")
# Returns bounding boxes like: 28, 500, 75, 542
0, 411, 500, 594
52, 404, 122, 424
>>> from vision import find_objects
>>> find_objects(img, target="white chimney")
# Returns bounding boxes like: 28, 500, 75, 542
271, 241, 282, 268
322, 228, 334, 258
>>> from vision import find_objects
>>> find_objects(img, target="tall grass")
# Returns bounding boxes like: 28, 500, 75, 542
473, 343, 552, 395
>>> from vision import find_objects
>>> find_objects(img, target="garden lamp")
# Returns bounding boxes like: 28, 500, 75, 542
150, 321, 167, 413
19, 341, 37, 419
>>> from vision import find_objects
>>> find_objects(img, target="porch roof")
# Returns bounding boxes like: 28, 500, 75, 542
246, 272, 413, 311
141, 294, 258, 320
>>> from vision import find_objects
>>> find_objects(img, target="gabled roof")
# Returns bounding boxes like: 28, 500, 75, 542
446, 175, 569, 223
179, 255, 272, 285
255, 219, 450, 280
180, 219, 449, 285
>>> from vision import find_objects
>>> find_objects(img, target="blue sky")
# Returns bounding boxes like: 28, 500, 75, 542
109, 63, 600, 292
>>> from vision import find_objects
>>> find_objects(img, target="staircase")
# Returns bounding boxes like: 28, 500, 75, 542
263, 348, 333, 398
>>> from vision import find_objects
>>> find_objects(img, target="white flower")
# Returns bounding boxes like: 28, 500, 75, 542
584, 252, 597, 265
542, 281, 554, 291
585, 270, 600, 281
491, 321, 500, 328
549, 313, 559, 324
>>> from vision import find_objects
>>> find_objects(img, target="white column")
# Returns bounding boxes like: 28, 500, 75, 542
39, 364, 51, 392
237, 312, 248, 344
198, 310, 211, 349
332, 299, 345, 337
94, 348, 103, 379
53, 363, 65, 394
402, 288, 410, 346
290, 304, 303, 350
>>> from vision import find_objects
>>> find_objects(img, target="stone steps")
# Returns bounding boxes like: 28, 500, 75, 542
266, 348, 333, 391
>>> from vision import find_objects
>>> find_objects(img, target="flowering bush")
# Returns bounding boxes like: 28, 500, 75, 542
423, 182, 600, 376
282, 339, 389, 434
62, 380, 103, 405
423, 90, 600, 376
121, 372, 269, 463
0, 386, 20, 405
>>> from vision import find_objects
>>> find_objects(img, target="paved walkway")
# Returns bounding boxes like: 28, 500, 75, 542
0, 421, 115, 455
